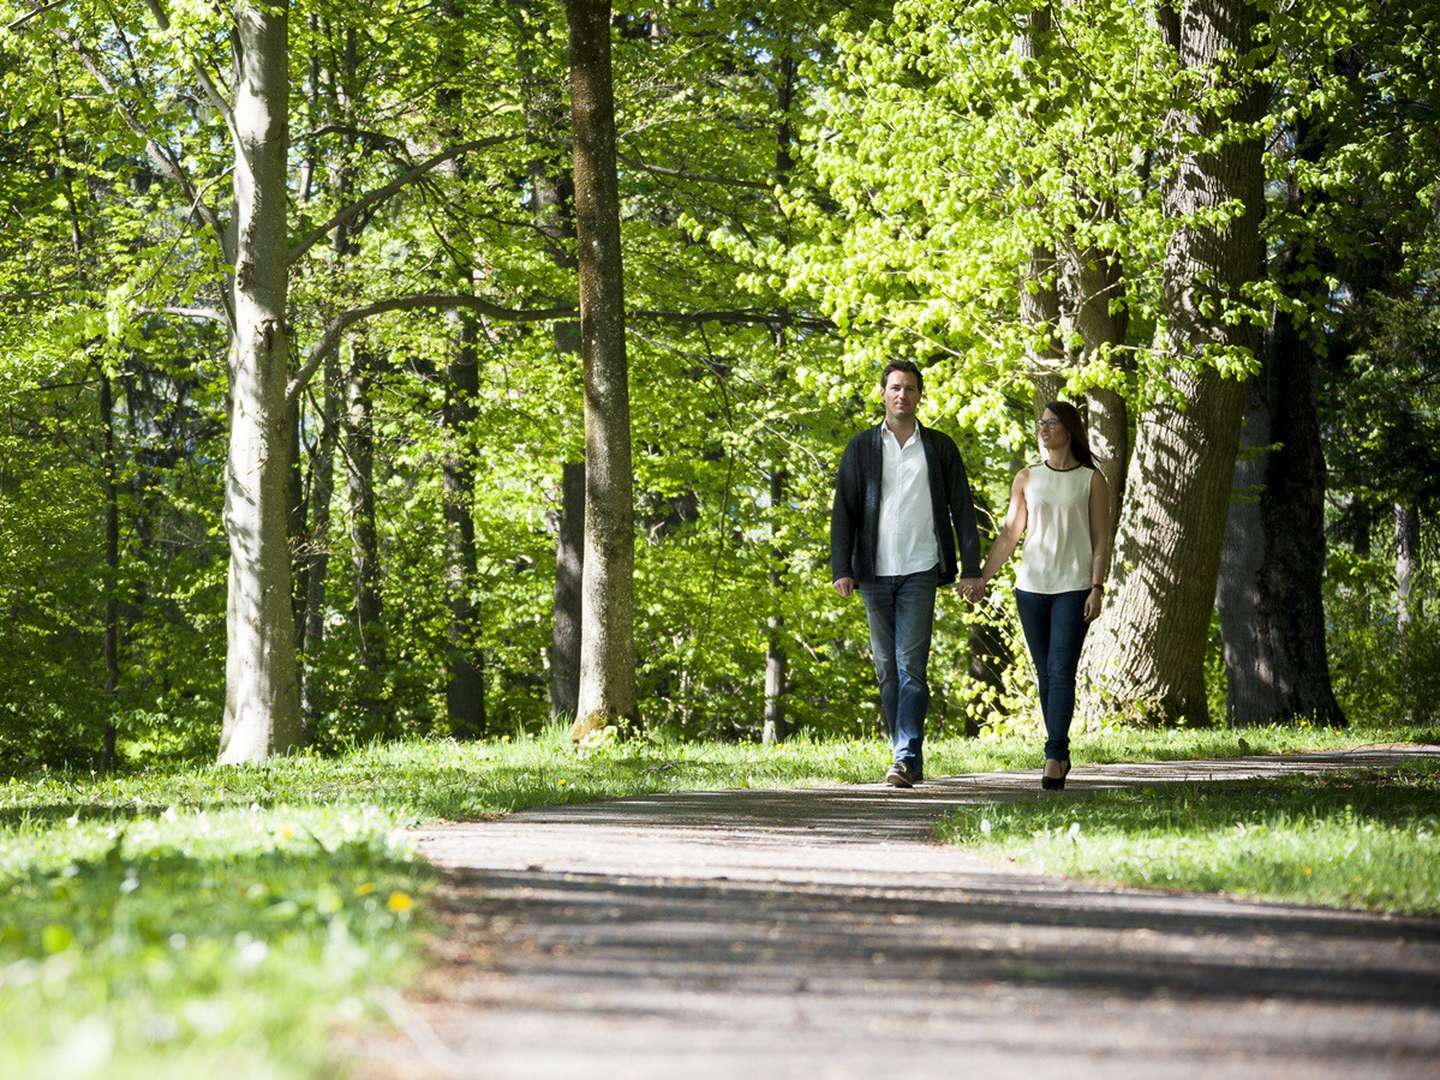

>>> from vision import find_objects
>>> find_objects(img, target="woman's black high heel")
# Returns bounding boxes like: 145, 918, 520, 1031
1040, 758, 1072, 791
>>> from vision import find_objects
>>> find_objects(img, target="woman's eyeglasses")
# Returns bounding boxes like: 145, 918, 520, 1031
1037, 419, 1063, 429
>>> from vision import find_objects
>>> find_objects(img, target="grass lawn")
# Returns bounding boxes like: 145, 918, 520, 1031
939, 760, 1440, 916
2, 721, 1436, 1076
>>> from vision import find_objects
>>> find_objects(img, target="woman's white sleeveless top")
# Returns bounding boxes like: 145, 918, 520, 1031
1015, 463, 1094, 594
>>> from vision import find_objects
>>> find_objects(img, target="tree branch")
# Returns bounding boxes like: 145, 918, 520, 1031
631, 308, 834, 331
45, 27, 235, 277
286, 135, 521, 266
5, 0, 69, 32
617, 152, 773, 191
287, 293, 575, 406
288, 297, 832, 407
141, 305, 227, 322
143, 0, 236, 137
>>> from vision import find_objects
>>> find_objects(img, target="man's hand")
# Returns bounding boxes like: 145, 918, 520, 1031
1083, 586, 1103, 622
958, 577, 985, 602
833, 577, 856, 598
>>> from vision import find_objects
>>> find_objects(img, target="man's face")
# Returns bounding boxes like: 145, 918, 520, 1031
883, 371, 921, 420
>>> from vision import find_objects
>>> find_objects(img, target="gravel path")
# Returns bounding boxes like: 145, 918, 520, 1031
348, 747, 1440, 1079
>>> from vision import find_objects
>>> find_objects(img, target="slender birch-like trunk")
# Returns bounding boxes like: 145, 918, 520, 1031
220, 0, 301, 762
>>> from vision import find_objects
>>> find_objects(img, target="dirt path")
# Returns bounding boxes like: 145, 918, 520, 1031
349, 748, 1440, 1079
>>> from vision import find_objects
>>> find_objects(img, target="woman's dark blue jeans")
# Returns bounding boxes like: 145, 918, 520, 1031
1014, 588, 1090, 762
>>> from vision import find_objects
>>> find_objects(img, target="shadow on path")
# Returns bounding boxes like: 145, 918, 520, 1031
350, 749, 1440, 1080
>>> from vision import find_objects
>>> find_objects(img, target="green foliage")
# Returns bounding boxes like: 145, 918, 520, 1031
940, 762, 1440, 915
0, 0, 1437, 770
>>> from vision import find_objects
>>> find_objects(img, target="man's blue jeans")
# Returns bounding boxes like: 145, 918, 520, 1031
859, 565, 938, 778
1014, 587, 1090, 761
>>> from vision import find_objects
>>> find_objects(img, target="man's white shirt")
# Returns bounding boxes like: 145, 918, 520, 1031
875, 420, 939, 576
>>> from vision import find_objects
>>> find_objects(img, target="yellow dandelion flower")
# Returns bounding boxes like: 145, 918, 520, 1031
387, 891, 415, 913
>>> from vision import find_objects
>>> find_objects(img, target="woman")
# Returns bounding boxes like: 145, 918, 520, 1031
970, 402, 1111, 790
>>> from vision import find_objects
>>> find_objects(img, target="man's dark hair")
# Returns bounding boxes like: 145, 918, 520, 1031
880, 360, 923, 394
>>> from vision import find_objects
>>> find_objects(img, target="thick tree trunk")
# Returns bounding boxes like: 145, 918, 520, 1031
220, 0, 301, 763
1216, 309, 1344, 726
1078, 0, 1264, 726
567, 0, 638, 740
550, 460, 585, 719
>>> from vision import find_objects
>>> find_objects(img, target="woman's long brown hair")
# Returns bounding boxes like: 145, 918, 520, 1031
1042, 400, 1098, 469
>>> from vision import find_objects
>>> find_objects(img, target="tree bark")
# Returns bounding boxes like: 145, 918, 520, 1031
1078, 0, 1265, 726
220, 0, 301, 763
297, 349, 337, 723
1216, 287, 1344, 727
438, 0, 486, 737
550, 460, 585, 719
763, 49, 797, 745
345, 342, 384, 674
100, 369, 120, 771
762, 467, 788, 744
1217, 371, 1344, 725
567, 0, 638, 740
1015, 6, 1064, 415
1072, 229, 1129, 532
442, 314, 485, 736
1396, 503, 1421, 629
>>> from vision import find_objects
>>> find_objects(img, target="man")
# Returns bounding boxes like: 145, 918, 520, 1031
830, 360, 983, 787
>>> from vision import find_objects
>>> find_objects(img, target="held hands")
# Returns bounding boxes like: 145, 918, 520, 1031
958, 577, 985, 603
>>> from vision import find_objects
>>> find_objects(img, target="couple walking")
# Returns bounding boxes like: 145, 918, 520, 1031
830, 361, 1111, 790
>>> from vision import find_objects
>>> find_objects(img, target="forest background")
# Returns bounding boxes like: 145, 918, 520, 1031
1, 0, 1437, 773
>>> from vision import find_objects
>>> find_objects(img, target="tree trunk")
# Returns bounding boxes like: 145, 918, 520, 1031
345, 343, 384, 674
220, 0, 301, 763
435, 0, 486, 738
442, 314, 486, 736
1396, 503, 1421, 629
550, 460, 585, 719
567, 0, 638, 740
298, 350, 337, 723
1017, 6, 1063, 414
1216, 300, 1344, 727
100, 369, 120, 771
1077, 0, 1265, 726
1072, 229, 1129, 532
762, 468, 788, 744
763, 50, 796, 746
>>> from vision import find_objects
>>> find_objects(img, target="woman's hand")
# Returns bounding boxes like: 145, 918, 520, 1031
1083, 585, 1103, 622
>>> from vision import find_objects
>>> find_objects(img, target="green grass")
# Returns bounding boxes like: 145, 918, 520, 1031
3, 722, 1436, 1077
939, 760, 1440, 916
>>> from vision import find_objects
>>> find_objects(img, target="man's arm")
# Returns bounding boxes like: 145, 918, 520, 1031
945, 439, 983, 580
830, 438, 859, 590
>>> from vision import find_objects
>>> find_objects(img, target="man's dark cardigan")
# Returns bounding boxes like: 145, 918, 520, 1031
829, 422, 983, 587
